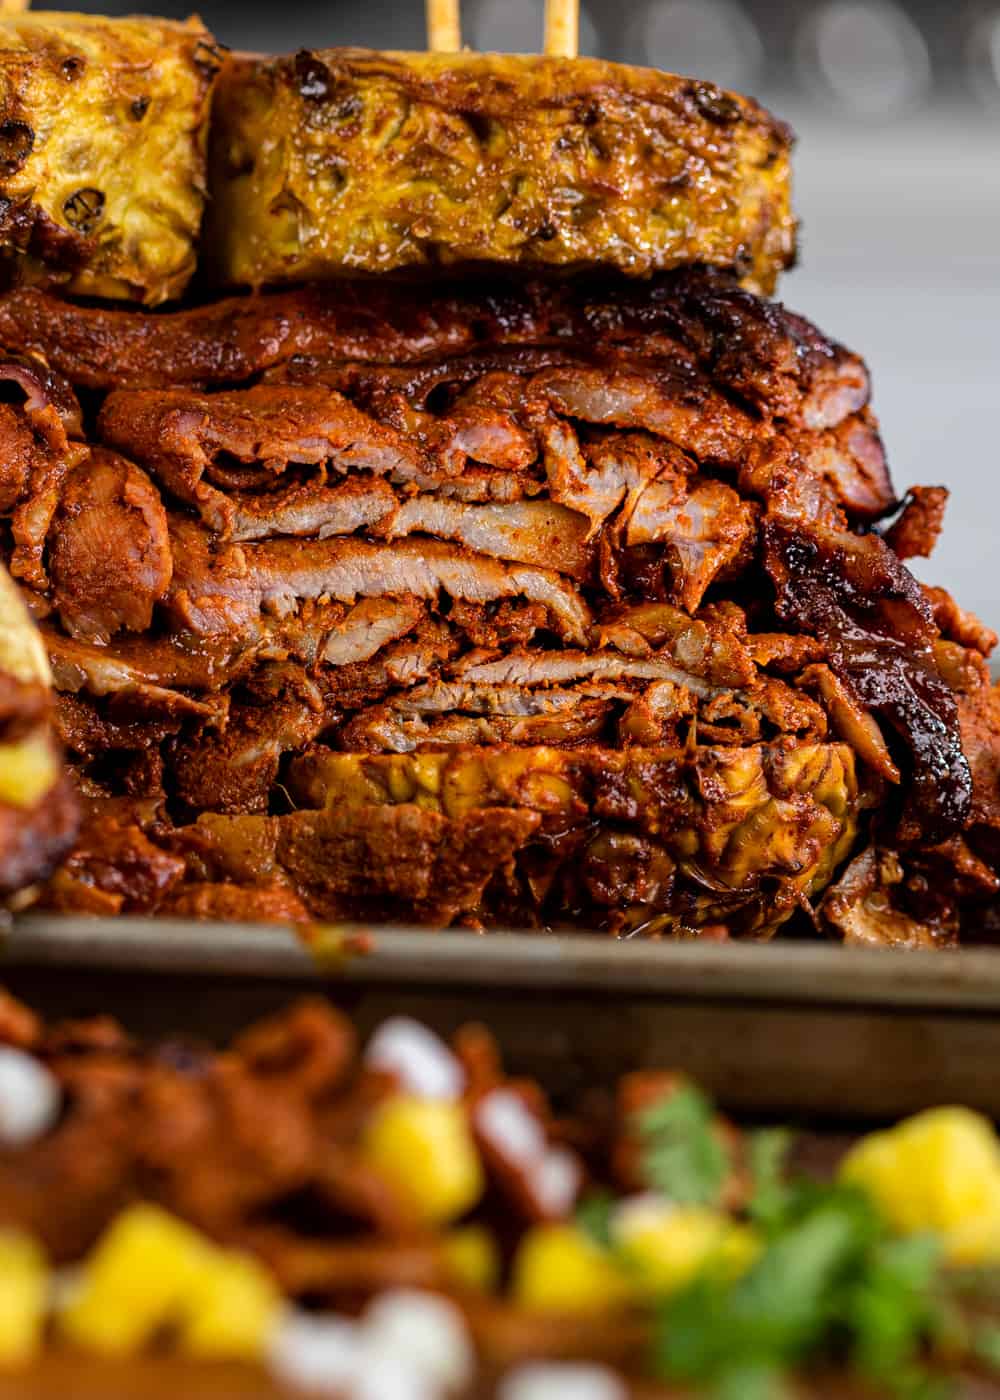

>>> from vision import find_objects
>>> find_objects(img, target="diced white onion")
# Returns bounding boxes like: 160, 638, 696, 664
611, 1191, 674, 1242
267, 1310, 362, 1394
498, 1362, 628, 1400
362, 1290, 474, 1393
365, 1018, 465, 1102
0, 1046, 60, 1148
474, 1089, 545, 1165
529, 1147, 583, 1218
350, 1350, 440, 1400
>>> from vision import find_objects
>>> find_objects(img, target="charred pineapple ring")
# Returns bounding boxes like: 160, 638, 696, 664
208, 49, 795, 294
0, 563, 75, 899
276, 742, 864, 938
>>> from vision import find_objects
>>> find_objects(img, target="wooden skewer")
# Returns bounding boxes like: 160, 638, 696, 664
544, 0, 579, 57
426, 0, 461, 52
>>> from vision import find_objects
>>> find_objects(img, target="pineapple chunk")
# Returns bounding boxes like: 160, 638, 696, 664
180, 1249, 283, 1360
512, 1225, 632, 1314
0, 14, 219, 303
612, 1197, 758, 1296
59, 1205, 215, 1355
840, 1107, 1000, 1265
285, 742, 861, 939
0, 732, 57, 809
0, 1232, 47, 1365
208, 51, 793, 293
0, 565, 50, 687
442, 1226, 500, 1293
362, 1096, 484, 1227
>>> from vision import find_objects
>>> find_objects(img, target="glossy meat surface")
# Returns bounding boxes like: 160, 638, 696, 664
0, 267, 865, 399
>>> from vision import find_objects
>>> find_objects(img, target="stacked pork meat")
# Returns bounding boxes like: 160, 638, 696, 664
0, 25, 998, 941
1, 269, 997, 942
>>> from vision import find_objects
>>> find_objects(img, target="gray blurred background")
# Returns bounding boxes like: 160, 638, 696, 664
35, 0, 1000, 626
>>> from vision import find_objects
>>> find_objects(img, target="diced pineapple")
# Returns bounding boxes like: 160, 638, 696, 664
361, 1097, 484, 1227
612, 1197, 759, 1296
442, 1226, 500, 1293
0, 563, 51, 687
840, 1107, 1000, 1265
0, 1232, 48, 1365
512, 1225, 633, 1314
59, 1205, 215, 1355
180, 1249, 283, 1360
0, 733, 57, 808
362, 1291, 474, 1393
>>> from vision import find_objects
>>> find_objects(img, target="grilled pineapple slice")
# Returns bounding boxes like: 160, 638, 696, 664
0, 562, 57, 815
208, 49, 795, 293
0, 13, 220, 304
0, 563, 75, 896
0, 561, 49, 693
283, 743, 860, 936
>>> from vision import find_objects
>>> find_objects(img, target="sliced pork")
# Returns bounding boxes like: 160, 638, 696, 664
541, 425, 681, 535
379, 498, 592, 578
764, 514, 972, 842
322, 598, 426, 668
0, 354, 83, 439
885, 486, 949, 561
47, 450, 172, 644
0, 267, 870, 428
3, 264, 994, 941
98, 385, 432, 535
452, 649, 720, 697
166, 526, 592, 643
339, 700, 613, 752
623, 477, 755, 612
530, 365, 756, 467
171, 665, 326, 815
229, 477, 397, 543
0, 392, 88, 592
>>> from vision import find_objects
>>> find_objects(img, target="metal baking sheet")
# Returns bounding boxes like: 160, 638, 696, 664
5, 914, 1000, 1123
5, 913, 1000, 1008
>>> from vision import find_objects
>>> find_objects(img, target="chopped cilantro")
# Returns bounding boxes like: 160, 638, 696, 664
843, 1233, 943, 1382
710, 1363, 789, 1400
747, 1127, 795, 1229
973, 1325, 1000, 1373
653, 1200, 862, 1381
652, 1186, 948, 1395
576, 1191, 615, 1248
629, 1080, 1000, 1396
636, 1082, 731, 1206
645, 1082, 972, 1399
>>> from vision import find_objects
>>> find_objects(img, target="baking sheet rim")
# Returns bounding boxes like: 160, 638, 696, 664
6, 914, 1000, 1011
